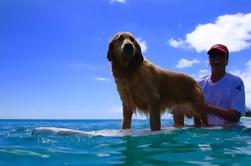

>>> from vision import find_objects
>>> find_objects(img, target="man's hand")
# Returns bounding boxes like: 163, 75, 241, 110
194, 102, 211, 113
194, 102, 241, 122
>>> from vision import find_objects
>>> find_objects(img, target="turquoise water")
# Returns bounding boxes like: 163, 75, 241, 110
1, 118, 251, 165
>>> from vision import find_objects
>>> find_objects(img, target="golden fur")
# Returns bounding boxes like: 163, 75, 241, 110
107, 32, 207, 130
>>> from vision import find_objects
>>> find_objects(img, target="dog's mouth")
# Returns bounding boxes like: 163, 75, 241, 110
121, 43, 134, 58
119, 48, 134, 69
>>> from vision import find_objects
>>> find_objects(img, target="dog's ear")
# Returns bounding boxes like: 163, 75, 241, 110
134, 41, 144, 64
107, 32, 121, 62
107, 43, 113, 62
129, 41, 143, 69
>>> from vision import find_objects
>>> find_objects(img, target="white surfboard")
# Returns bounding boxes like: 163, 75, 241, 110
32, 127, 176, 137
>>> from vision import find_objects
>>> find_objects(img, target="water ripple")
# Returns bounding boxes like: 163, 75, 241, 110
0, 148, 49, 158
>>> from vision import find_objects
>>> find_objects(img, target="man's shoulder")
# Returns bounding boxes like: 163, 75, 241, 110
225, 73, 245, 93
225, 72, 243, 83
196, 75, 210, 87
197, 75, 210, 83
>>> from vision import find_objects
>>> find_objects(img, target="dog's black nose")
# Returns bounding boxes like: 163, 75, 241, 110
122, 43, 134, 53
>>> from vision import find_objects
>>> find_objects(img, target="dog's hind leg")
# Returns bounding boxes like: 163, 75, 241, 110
192, 104, 208, 127
149, 100, 161, 131
200, 110, 208, 127
172, 107, 185, 127
150, 108, 161, 131
193, 114, 202, 127
122, 103, 133, 129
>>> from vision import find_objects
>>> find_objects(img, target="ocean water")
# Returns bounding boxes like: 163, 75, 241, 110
1, 118, 251, 165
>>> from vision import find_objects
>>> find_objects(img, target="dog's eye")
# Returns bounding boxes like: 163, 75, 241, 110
118, 35, 125, 41
129, 36, 135, 42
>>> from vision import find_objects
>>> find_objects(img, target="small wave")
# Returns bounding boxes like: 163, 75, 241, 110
0, 149, 49, 158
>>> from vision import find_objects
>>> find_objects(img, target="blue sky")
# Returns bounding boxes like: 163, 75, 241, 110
1, 0, 251, 119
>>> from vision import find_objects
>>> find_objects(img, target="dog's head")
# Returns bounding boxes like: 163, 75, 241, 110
107, 32, 143, 69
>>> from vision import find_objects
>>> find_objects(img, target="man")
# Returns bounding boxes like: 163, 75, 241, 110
196, 44, 246, 126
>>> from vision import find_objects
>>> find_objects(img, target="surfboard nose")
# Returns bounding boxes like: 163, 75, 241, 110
32, 127, 84, 136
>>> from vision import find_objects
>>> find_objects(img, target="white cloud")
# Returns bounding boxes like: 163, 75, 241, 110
136, 37, 148, 53
168, 38, 187, 48
230, 60, 251, 107
93, 77, 110, 82
169, 13, 251, 52
110, 0, 126, 4
176, 58, 200, 68
192, 68, 210, 80
198, 69, 210, 78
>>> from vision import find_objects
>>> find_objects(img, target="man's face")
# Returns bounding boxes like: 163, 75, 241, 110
208, 50, 228, 72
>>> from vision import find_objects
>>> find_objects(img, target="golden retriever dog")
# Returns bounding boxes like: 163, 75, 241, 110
107, 32, 208, 131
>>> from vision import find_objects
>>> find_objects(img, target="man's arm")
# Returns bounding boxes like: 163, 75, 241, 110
196, 103, 241, 122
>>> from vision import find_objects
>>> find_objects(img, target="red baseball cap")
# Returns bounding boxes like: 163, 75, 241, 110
207, 44, 229, 55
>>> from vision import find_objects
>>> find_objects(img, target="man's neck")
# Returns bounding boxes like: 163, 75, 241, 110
210, 70, 226, 83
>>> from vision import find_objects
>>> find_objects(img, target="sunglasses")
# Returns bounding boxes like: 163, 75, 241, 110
209, 53, 227, 59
